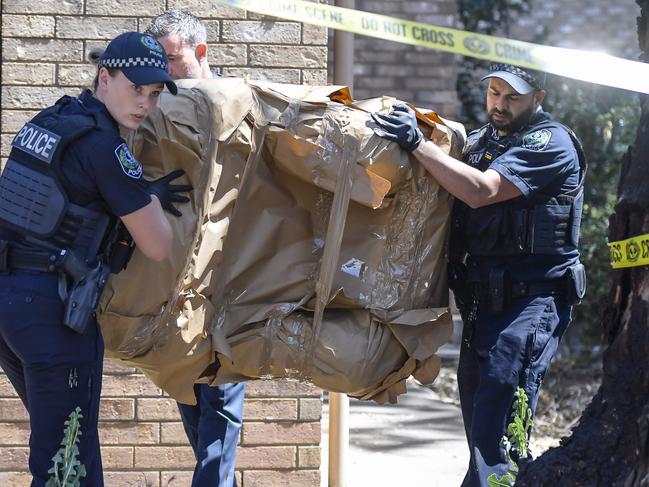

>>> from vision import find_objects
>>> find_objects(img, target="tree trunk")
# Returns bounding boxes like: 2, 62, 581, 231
517, 2, 649, 486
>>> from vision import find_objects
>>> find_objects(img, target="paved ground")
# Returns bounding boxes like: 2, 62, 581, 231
321, 377, 469, 487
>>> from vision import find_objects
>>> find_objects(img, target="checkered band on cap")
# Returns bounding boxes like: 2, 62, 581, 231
99, 56, 168, 70
489, 63, 543, 90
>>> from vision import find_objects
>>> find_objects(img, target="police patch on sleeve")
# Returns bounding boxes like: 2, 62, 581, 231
522, 129, 552, 151
114, 143, 143, 179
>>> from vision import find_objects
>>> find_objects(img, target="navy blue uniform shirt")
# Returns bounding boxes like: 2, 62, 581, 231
466, 111, 582, 282
0, 91, 151, 243
61, 90, 151, 216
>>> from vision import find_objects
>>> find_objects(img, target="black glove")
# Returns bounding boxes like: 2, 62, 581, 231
371, 103, 423, 152
141, 169, 192, 217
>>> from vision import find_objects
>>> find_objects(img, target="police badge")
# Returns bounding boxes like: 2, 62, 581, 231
114, 143, 143, 179
522, 129, 552, 151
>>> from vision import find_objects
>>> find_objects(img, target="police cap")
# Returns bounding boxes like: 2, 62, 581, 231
99, 32, 178, 95
481, 63, 546, 95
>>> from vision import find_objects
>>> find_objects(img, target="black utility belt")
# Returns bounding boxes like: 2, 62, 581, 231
469, 266, 584, 313
0, 240, 59, 273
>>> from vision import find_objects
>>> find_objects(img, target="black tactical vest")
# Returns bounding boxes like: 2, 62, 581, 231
0, 96, 114, 263
451, 113, 587, 258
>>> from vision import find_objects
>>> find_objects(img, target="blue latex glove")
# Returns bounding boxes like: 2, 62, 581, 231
371, 103, 423, 152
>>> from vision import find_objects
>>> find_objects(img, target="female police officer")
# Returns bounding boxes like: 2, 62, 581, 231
0, 31, 189, 485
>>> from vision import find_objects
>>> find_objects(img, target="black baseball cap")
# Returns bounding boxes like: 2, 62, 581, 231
99, 32, 177, 95
481, 63, 546, 95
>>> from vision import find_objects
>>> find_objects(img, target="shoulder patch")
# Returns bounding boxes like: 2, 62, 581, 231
522, 129, 552, 151
114, 143, 142, 179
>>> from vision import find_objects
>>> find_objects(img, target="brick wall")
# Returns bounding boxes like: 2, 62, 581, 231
327, 0, 459, 118
510, 0, 641, 59
329, 0, 640, 121
0, 1, 326, 486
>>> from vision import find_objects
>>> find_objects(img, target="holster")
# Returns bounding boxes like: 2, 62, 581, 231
566, 263, 586, 305
448, 260, 470, 314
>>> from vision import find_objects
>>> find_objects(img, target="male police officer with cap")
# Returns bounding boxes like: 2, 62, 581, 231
372, 63, 586, 486
144, 11, 245, 487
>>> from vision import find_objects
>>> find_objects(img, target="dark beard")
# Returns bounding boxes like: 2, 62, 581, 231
489, 103, 537, 135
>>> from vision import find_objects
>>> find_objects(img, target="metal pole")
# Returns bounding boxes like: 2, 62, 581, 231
329, 3, 354, 486
333, 0, 355, 91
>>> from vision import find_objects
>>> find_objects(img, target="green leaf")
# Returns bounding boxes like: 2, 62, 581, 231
487, 472, 516, 487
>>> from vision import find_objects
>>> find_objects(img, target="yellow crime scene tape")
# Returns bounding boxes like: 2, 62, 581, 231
215, 0, 649, 94
608, 235, 649, 269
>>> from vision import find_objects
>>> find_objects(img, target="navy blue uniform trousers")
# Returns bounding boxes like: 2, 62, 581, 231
457, 294, 571, 486
178, 382, 245, 487
0, 271, 104, 486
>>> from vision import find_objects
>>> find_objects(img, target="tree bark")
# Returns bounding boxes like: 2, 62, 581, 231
516, 2, 649, 485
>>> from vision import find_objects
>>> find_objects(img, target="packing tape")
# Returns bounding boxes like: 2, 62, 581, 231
216, 0, 649, 94
608, 234, 649, 269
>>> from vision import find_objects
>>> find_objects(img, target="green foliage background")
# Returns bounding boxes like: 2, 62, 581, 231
456, 1, 641, 344
542, 80, 639, 341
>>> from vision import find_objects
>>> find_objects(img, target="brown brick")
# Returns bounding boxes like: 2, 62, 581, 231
57, 62, 95, 87
241, 422, 320, 446
2, 14, 55, 37
236, 445, 296, 469
297, 445, 320, 468
161, 470, 195, 486
134, 446, 195, 468
0, 447, 29, 470
2, 38, 83, 62
104, 471, 159, 486
137, 397, 181, 421
302, 69, 327, 86
85, 0, 165, 16
204, 20, 221, 42
2, 134, 16, 158
166, 1, 246, 19
302, 23, 328, 45
160, 421, 189, 444
99, 398, 135, 421
101, 445, 134, 468
245, 380, 321, 398
56, 16, 137, 40
2, 86, 72, 111
2, 63, 55, 86
103, 359, 138, 374
0, 399, 28, 421
221, 68, 300, 84
222, 21, 301, 44
0, 375, 21, 397
243, 399, 298, 421
101, 375, 162, 397
250, 45, 327, 68
0, 472, 30, 487
243, 469, 320, 487
2, 0, 83, 14
0, 423, 30, 445
99, 422, 160, 445
298, 398, 322, 421
207, 43, 247, 66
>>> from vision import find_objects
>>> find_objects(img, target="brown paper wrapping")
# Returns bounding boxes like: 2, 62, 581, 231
97, 78, 463, 404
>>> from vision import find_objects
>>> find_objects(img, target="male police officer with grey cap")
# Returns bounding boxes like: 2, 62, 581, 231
372, 63, 586, 486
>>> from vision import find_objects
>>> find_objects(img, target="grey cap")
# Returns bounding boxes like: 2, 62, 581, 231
481, 63, 545, 95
